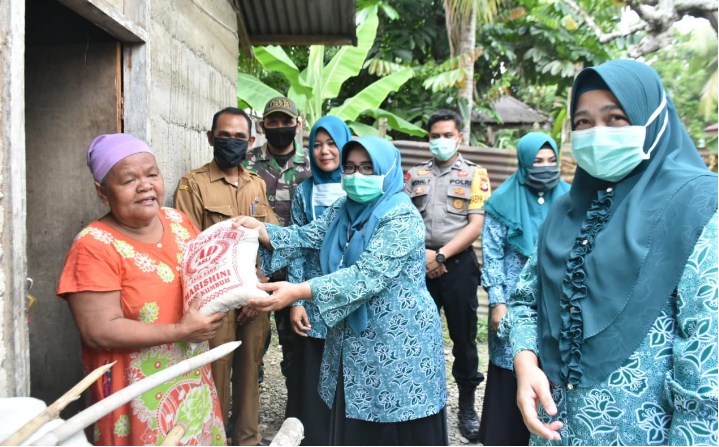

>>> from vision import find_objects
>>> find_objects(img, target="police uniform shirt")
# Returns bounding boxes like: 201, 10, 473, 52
404, 154, 491, 249
174, 159, 279, 231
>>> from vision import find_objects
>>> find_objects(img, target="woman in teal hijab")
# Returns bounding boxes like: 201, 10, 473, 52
284, 115, 351, 445
478, 132, 569, 445
508, 59, 718, 445
235, 137, 448, 445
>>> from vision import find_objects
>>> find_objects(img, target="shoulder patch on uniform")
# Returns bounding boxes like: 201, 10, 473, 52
177, 184, 191, 191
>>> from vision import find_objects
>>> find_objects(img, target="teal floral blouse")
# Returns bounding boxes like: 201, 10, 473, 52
264, 198, 448, 423
286, 180, 329, 339
481, 213, 528, 371
506, 212, 718, 445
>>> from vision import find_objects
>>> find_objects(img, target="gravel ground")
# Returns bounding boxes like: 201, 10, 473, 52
257, 314, 490, 446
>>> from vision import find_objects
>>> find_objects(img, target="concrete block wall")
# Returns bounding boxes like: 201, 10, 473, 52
146, 0, 240, 206
0, 0, 29, 397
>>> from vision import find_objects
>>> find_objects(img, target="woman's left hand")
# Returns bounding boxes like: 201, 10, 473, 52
491, 304, 508, 333
248, 281, 311, 312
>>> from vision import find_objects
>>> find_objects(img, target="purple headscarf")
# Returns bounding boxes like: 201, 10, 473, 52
86, 133, 155, 183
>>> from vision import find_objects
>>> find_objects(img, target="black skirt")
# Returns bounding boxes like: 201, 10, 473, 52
478, 361, 530, 446
285, 336, 331, 446
329, 362, 448, 446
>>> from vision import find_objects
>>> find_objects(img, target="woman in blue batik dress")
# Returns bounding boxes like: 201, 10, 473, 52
478, 132, 569, 446
284, 115, 351, 445
507, 59, 718, 446
236, 136, 448, 446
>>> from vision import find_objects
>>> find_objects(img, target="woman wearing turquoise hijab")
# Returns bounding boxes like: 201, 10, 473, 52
236, 137, 448, 445
284, 116, 351, 445
478, 132, 569, 445
508, 59, 717, 445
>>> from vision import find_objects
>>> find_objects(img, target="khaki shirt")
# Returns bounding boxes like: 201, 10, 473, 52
174, 160, 279, 231
404, 154, 491, 248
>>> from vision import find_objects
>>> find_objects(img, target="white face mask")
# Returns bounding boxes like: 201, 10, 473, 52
571, 92, 668, 182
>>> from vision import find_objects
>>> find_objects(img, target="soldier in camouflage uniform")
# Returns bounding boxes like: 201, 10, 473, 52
241, 97, 311, 407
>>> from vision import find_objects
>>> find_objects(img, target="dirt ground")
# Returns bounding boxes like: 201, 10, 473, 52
257, 309, 490, 446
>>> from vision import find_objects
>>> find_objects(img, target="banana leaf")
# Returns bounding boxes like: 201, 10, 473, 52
320, 9, 378, 101
302, 46, 326, 124
253, 46, 312, 98
362, 109, 427, 137
348, 121, 381, 137
329, 67, 414, 122
237, 73, 283, 112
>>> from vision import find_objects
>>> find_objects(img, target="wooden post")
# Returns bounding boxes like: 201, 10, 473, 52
161, 423, 187, 446
378, 118, 388, 137
31, 342, 241, 446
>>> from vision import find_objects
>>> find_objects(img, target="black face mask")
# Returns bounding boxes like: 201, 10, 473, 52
525, 165, 560, 192
265, 126, 297, 149
213, 137, 248, 169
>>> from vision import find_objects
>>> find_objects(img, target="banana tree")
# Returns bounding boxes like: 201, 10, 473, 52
236, 6, 426, 138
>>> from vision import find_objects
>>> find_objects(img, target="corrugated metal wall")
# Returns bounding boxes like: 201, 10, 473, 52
393, 140, 517, 188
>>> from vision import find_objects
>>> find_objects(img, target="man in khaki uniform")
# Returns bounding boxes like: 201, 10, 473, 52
174, 107, 278, 446
403, 109, 491, 442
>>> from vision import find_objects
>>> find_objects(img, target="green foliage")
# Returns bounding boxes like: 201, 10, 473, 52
237, 6, 426, 138
650, 23, 718, 146
476, 315, 488, 344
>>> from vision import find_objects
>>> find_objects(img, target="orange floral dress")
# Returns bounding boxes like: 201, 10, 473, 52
57, 208, 226, 446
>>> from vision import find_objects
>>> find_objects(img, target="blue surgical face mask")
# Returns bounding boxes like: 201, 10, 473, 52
429, 137, 459, 161
341, 156, 397, 204
571, 93, 668, 182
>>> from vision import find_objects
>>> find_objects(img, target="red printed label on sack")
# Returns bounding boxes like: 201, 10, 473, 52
181, 222, 268, 315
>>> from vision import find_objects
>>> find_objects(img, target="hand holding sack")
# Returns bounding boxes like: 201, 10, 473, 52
181, 221, 268, 315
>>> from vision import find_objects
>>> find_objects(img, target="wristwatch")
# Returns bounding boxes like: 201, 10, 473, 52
435, 249, 446, 264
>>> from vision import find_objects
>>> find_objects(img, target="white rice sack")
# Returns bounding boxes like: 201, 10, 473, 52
181, 220, 268, 315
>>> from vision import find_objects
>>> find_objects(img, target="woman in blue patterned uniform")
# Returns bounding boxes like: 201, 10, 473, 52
508, 59, 718, 445
237, 136, 448, 445
284, 116, 351, 445
479, 132, 569, 445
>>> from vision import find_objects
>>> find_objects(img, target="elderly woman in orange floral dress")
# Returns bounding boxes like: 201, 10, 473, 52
57, 133, 227, 446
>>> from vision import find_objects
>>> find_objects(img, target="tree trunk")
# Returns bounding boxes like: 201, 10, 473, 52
446, 2, 476, 144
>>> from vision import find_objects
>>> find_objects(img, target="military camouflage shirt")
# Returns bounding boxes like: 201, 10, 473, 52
242, 142, 311, 226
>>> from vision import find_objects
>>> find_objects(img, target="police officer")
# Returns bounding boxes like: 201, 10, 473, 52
404, 109, 491, 442
174, 106, 279, 446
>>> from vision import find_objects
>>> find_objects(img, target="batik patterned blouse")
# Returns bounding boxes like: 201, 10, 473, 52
57, 208, 226, 446
286, 180, 329, 339
481, 213, 528, 370
506, 212, 718, 446
264, 198, 447, 423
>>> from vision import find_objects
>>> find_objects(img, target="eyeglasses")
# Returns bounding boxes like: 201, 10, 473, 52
343, 163, 374, 175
